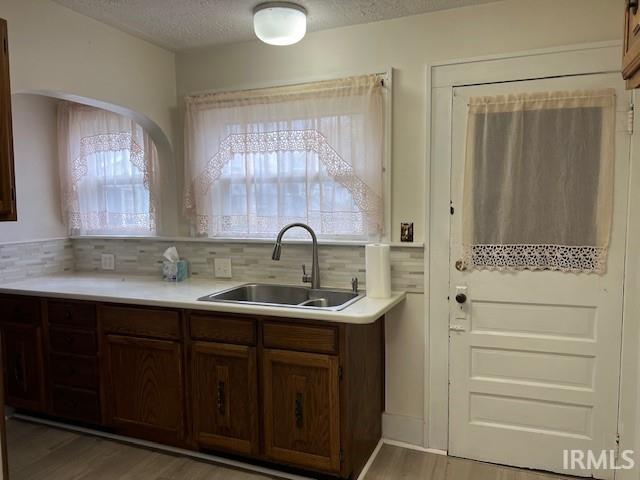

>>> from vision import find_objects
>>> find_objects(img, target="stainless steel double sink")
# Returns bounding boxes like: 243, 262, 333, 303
198, 283, 364, 311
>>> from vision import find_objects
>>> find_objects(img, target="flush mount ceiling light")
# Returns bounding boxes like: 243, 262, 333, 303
253, 2, 307, 46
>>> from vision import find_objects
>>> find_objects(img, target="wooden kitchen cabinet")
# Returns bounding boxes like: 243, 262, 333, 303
263, 348, 341, 473
102, 334, 184, 445
191, 341, 259, 455
0, 19, 16, 221
1, 323, 44, 411
45, 300, 101, 424
0, 295, 45, 411
0, 295, 383, 479
623, 0, 640, 88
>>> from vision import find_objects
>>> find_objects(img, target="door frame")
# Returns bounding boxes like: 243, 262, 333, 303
424, 41, 638, 464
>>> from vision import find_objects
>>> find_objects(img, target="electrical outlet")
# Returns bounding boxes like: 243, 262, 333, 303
214, 258, 232, 278
101, 253, 115, 271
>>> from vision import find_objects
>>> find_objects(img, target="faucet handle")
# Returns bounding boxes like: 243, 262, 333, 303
351, 277, 359, 293
302, 264, 312, 284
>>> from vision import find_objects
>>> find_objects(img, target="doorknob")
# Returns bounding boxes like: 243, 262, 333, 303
455, 293, 467, 304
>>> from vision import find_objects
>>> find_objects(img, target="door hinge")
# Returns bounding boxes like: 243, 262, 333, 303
450, 201, 454, 215
628, 104, 634, 135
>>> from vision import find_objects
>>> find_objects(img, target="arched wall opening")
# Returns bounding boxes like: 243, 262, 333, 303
1, 91, 179, 241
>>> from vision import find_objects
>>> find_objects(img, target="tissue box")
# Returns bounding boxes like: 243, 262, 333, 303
162, 260, 189, 282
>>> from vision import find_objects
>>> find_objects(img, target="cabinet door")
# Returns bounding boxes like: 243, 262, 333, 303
263, 349, 340, 473
191, 342, 258, 455
0, 19, 16, 221
103, 334, 184, 445
1, 323, 43, 411
623, 1, 640, 88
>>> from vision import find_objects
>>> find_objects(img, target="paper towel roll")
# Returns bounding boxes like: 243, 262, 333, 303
365, 244, 391, 298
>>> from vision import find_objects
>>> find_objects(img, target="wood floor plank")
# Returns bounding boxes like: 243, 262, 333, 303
5, 419, 577, 480
365, 445, 577, 480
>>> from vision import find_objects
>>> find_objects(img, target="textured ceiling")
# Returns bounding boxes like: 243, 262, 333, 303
51, 0, 499, 51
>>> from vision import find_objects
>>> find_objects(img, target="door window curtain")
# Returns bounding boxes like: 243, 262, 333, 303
58, 102, 160, 235
183, 74, 384, 239
461, 89, 616, 274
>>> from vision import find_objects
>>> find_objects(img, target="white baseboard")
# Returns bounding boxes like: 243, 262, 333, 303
382, 412, 425, 447
356, 438, 383, 480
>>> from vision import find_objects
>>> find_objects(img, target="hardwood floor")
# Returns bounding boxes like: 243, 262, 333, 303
6, 419, 276, 480
366, 444, 575, 480
5, 418, 575, 480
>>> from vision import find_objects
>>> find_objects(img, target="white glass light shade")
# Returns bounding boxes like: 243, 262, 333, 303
253, 3, 307, 46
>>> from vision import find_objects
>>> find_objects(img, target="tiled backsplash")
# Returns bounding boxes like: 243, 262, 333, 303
73, 238, 425, 293
0, 238, 74, 283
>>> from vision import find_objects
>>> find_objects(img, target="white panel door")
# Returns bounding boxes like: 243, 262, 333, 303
448, 73, 630, 479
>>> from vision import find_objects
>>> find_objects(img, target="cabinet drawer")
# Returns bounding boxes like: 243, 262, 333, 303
52, 386, 100, 423
48, 301, 96, 329
100, 305, 181, 339
49, 327, 97, 355
50, 353, 99, 390
190, 313, 256, 345
0, 295, 40, 325
263, 321, 338, 355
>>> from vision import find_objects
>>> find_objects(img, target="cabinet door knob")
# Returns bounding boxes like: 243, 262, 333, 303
294, 392, 304, 428
216, 380, 226, 416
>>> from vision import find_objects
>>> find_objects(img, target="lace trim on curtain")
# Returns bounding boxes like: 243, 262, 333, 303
72, 133, 147, 188
461, 244, 607, 274
195, 212, 372, 238
66, 132, 157, 232
184, 129, 382, 222
68, 211, 156, 233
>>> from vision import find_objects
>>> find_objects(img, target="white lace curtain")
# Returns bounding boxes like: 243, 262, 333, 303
462, 89, 616, 274
58, 102, 160, 235
183, 74, 384, 239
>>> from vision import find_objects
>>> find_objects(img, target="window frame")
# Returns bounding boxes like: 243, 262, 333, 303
186, 68, 393, 243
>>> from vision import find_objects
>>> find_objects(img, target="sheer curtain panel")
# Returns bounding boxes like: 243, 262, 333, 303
58, 103, 160, 235
462, 89, 616, 274
183, 74, 385, 240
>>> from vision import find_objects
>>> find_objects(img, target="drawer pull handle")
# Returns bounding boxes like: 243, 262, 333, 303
295, 392, 304, 428
65, 336, 75, 345
13, 352, 24, 387
216, 380, 226, 416
65, 310, 73, 319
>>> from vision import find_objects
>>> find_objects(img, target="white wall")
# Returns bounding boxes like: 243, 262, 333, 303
174, 0, 622, 446
0, 95, 66, 242
175, 0, 620, 243
0, 0, 179, 237
0, 0, 176, 145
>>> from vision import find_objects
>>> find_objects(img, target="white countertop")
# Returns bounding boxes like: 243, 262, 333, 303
0, 273, 405, 324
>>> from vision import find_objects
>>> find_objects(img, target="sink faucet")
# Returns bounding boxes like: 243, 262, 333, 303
272, 223, 321, 289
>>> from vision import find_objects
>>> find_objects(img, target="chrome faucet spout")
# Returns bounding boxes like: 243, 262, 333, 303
271, 223, 320, 289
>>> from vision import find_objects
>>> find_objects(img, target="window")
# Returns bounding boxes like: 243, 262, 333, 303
58, 103, 160, 235
183, 74, 386, 240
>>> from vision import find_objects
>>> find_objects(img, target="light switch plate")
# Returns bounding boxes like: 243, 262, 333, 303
101, 253, 115, 271
214, 258, 232, 278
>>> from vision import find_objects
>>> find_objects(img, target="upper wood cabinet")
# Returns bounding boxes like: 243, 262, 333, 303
623, 1, 640, 88
0, 19, 16, 221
